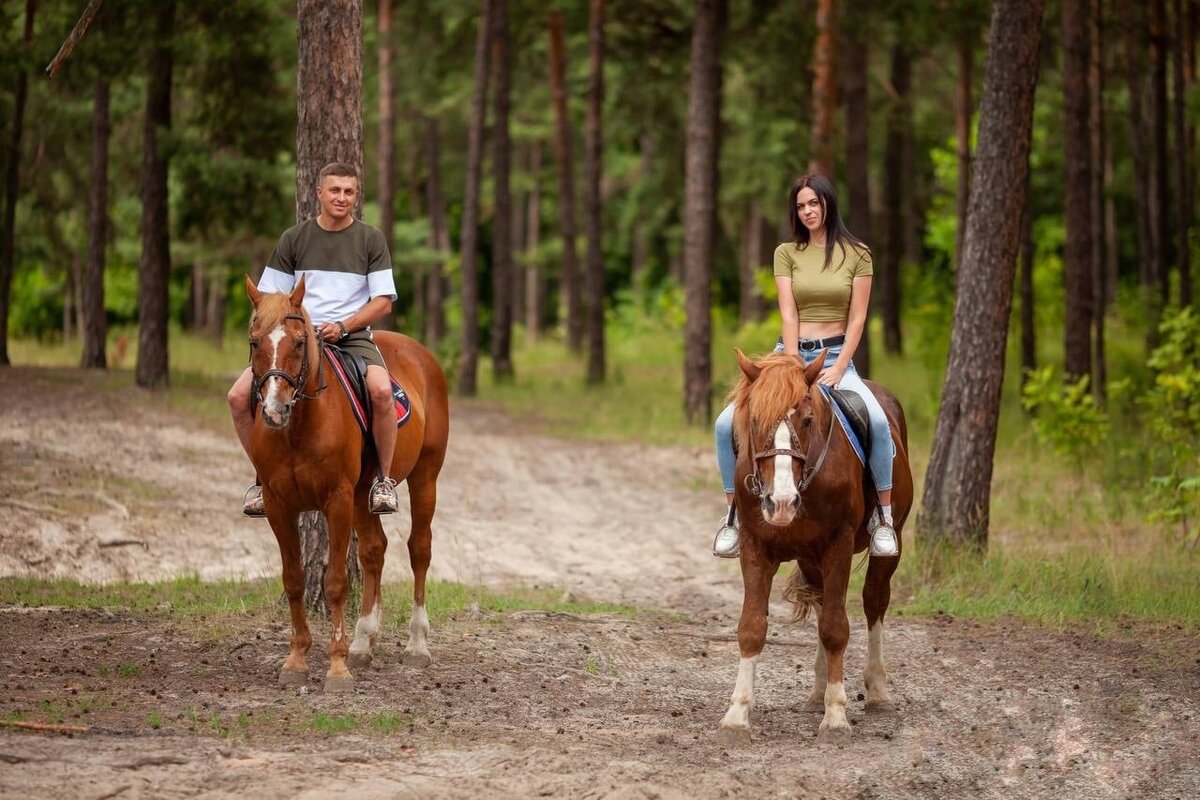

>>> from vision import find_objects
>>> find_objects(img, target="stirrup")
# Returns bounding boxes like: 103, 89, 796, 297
867, 512, 899, 557
242, 483, 266, 518
712, 506, 740, 558
369, 476, 400, 515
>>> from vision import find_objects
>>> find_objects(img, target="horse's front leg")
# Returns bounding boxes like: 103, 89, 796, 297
265, 502, 311, 686
348, 501, 387, 672
718, 553, 778, 743
815, 534, 854, 742
322, 489, 357, 692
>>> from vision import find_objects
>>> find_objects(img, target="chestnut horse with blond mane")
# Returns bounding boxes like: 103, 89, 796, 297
245, 276, 449, 692
718, 349, 912, 743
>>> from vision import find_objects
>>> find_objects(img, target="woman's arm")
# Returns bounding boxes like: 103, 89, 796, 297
775, 275, 799, 356
819, 274, 872, 386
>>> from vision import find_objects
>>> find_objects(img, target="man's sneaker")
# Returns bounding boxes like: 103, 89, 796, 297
242, 483, 266, 518
369, 476, 400, 515
867, 510, 899, 557
712, 506, 740, 558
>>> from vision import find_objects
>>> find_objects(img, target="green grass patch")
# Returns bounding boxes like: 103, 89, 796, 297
147, 710, 164, 729
308, 712, 359, 734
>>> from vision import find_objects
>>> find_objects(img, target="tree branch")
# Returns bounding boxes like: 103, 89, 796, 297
45, 0, 105, 79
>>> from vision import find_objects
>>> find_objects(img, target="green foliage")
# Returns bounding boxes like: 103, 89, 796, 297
1020, 366, 1109, 461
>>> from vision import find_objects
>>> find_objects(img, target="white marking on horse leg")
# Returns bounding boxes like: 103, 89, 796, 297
818, 680, 851, 739
864, 621, 893, 707
262, 325, 287, 421
719, 655, 758, 733
404, 605, 431, 664
807, 645, 828, 707
350, 602, 381, 658
769, 420, 798, 521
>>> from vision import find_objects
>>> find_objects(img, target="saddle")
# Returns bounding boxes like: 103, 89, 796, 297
823, 387, 871, 465
323, 343, 411, 435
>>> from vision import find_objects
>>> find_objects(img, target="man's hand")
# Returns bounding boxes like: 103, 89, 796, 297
317, 321, 346, 343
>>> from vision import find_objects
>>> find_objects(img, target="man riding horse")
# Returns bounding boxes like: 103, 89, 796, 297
227, 161, 400, 516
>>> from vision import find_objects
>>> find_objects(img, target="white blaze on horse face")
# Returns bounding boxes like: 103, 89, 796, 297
769, 415, 799, 522
262, 325, 288, 423
719, 655, 758, 733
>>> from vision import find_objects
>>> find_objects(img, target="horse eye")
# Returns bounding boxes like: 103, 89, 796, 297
802, 415, 813, 429
249, 339, 259, 349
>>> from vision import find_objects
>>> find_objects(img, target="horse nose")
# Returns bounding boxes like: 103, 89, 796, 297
762, 496, 775, 518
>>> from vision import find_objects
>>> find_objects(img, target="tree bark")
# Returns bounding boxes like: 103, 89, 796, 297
424, 116, 448, 347
1062, 0, 1094, 383
376, 0, 396, 330
682, 0, 723, 422
0, 0, 35, 367
1090, 0, 1107, 404
843, 0, 872, 376
135, 0, 175, 389
525, 140, 543, 338
491, 0, 515, 381
921, 0, 1046, 548
457, 0, 494, 397
548, 9, 583, 352
81, 77, 109, 369
296, 0, 365, 616
808, 0, 837, 178
1150, 0, 1172, 309
584, 0, 607, 385
882, 41, 910, 356
1019, 172, 1036, 387
955, 32, 974, 269
1174, 0, 1194, 309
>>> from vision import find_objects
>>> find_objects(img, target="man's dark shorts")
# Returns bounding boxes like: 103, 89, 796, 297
339, 329, 386, 370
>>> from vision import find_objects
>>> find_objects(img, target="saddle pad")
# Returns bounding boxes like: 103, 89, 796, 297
325, 347, 412, 435
820, 385, 866, 465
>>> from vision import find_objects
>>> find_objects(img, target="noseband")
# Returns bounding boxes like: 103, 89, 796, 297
744, 387, 837, 499
250, 313, 326, 404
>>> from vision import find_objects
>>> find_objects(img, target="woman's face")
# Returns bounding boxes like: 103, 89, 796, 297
796, 187, 825, 234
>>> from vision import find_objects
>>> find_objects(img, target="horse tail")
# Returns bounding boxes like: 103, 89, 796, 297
781, 566, 822, 625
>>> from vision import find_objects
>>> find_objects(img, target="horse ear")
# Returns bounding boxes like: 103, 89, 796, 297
803, 349, 827, 386
736, 348, 761, 382
245, 275, 263, 307
289, 274, 307, 307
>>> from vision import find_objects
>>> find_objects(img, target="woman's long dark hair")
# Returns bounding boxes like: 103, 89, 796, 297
788, 174, 869, 271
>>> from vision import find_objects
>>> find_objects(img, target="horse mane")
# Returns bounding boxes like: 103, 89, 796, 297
729, 352, 815, 452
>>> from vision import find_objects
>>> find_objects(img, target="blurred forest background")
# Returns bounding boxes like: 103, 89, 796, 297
0, 0, 1197, 560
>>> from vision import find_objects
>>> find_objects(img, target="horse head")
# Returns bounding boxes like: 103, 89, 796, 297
732, 348, 828, 527
245, 275, 317, 429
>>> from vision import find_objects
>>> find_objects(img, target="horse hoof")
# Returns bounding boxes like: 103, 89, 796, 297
403, 650, 432, 669
324, 674, 355, 693
716, 725, 751, 746
278, 669, 308, 687
347, 652, 373, 671
865, 697, 896, 712
816, 723, 852, 744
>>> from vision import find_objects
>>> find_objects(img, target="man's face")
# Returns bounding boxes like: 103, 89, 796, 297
317, 174, 358, 222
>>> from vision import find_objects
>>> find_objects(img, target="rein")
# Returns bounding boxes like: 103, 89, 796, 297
250, 313, 327, 405
744, 385, 837, 499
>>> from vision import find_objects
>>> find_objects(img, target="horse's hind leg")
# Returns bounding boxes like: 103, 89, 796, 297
862, 550, 900, 710
267, 511, 312, 686
403, 465, 438, 668
348, 505, 388, 671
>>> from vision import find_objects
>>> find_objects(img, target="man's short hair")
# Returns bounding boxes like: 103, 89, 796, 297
319, 162, 359, 183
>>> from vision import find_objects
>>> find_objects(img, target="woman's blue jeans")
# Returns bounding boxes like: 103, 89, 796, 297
714, 343, 894, 495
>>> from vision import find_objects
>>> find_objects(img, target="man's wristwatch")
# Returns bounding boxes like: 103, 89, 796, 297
335, 320, 349, 341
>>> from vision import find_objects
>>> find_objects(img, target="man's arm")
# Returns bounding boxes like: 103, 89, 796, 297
318, 295, 394, 343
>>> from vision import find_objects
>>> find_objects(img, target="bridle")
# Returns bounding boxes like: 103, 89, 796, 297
250, 313, 327, 405
744, 385, 837, 499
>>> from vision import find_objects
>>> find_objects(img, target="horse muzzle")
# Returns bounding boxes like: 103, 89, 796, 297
261, 397, 295, 429
761, 492, 800, 526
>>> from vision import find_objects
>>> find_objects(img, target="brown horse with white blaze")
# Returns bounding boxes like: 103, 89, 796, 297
718, 349, 912, 743
245, 276, 449, 692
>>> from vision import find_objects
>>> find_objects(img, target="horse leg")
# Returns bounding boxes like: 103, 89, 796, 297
403, 465, 438, 669
815, 539, 853, 743
348, 503, 388, 671
322, 495, 356, 692
793, 563, 827, 711
718, 555, 778, 743
267, 510, 312, 686
862, 547, 900, 710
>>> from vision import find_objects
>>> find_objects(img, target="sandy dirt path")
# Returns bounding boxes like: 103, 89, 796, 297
1, 367, 1197, 799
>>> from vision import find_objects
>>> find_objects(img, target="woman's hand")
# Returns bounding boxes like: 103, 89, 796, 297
818, 362, 846, 387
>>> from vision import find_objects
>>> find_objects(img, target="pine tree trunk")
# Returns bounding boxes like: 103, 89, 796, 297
843, 0, 872, 376
425, 116, 449, 347
457, 0, 494, 396
296, 0, 364, 616
526, 140, 543, 338
1091, 0, 1108, 404
206, 262, 225, 346
584, 0, 607, 385
376, 0, 396, 330
882, 42, 910, 356
491, 0, 515, 381
1150, 0, 1172, 309
136, 0, 175, 390
682, 0, 723, 422
1019, 173, 1036, 387
548, 10, 583, 352
0, 0, 33, 367
955, 33, 974, 268
81, 77, 109, 369
1174, 0, 1194, 309
1062, 0, 1094, 383
921, 0, 1046, 548
808, 0, 837, 178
